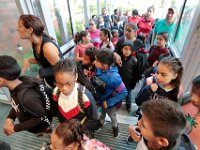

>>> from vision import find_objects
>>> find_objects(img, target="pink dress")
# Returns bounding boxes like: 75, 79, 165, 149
75, 43, 94, 58
88, 29, 100, 49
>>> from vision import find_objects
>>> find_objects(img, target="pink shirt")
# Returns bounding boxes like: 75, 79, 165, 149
74, 43, 93, 57
88, 29, 100, 49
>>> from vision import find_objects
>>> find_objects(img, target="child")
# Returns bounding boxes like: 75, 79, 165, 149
74, 30, 94, 62
118, 40, 138, 112
2, 55, 52, 135
111, 29, 119, 47
148, 32, 170, 67
82, 47, 98, 81
128, 99, 196, 150
144, 54, 170, 78
136, 57, 183, 107
92, 48, 128, 137
128, 9, 141, 24
50, 120, 111, 150
99, 28, 115, 51
182, 75, 200, 149
52, 59, 98, 133
97, 16, 105, 29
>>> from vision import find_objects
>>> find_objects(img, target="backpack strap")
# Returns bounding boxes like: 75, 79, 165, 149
77, 84, 85, 114
56, 88, 61, 100
17, 77, 52, 126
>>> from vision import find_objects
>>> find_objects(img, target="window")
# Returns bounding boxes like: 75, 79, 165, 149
174, 0, 199, 52
89, 0, 98, 17
0, 0, 37, 76
72, 0, 85, 32
48, 0, 73, 46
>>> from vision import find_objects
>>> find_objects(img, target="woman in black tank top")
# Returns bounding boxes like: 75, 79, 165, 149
17, 14, 63, 87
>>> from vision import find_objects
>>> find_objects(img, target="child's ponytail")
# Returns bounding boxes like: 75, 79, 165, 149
74, 30, 89, 44
74, 32, 80, 44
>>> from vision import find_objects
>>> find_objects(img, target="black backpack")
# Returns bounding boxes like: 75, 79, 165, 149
17, 76, 53, 126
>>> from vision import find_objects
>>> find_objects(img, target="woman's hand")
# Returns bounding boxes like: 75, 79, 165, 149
21, 59, 30, 75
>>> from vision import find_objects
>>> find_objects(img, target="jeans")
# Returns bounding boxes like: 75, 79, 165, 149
99, 107, 118, 128
126, 90, 132, 108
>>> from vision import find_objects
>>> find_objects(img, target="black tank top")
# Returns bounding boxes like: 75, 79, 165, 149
32, 35, 63, 87
33, 35, 63, 68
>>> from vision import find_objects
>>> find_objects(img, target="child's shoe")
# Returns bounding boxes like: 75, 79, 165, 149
113, 126, 119, 138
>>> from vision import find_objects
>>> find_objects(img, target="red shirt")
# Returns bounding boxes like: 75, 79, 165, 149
148, 46, 170, 66
128, 16, 141, 24
137, 17, 154, 39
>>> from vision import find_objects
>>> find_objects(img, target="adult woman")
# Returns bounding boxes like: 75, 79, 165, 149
17, 14, 63, 87
88, 19, 100, 49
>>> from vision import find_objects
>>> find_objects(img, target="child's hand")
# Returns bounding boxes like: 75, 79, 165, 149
103, 101, 108, 109
150, 83, 158, 92
113, 52, 122, 66
128, 125, 142, 142
4, 118, 14, 136
152, 60, 159, 67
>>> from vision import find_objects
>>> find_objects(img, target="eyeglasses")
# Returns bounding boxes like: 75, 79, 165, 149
125, 29, 134, 33
89, 23, 94, 26
55, 80, 76, 88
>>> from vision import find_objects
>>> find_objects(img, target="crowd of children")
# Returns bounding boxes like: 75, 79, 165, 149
0, 5, 200, 150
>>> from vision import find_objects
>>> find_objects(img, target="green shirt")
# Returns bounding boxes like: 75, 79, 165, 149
153, 19, 176, 46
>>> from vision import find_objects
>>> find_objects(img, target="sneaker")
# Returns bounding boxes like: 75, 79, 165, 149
127, 136, 133, 144
126, 106, 131, 113
113, 126, 119, 138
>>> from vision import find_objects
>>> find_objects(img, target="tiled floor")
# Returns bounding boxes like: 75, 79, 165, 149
0, 77, 143, 150
0, 103, 137, 150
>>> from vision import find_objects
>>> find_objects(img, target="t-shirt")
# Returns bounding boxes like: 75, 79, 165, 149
100, 41, 114, 51
75, 43, 94, 57
182, 102, 200, 149
137, 17, 154, 39
89, 29, 100, 49
128, 16, 141, 24
136, 138, 148, 150
153, 19, 176, 46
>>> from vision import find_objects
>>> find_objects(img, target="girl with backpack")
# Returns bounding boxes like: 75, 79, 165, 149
52, 59, 98, 133
135, 57, 183, 107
